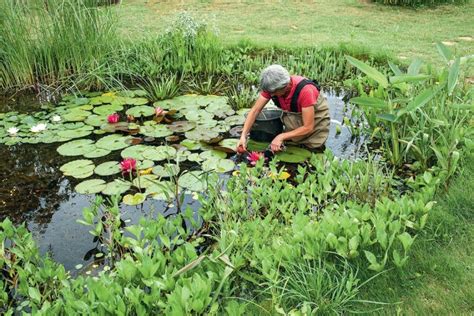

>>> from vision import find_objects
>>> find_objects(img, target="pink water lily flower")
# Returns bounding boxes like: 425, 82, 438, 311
107, 113, 120, 123
247, 151, 265, 166
120, 158, 136, 174
155, 107, 164, 116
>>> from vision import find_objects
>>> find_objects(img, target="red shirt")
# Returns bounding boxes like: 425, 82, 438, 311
260, 75, 319, 112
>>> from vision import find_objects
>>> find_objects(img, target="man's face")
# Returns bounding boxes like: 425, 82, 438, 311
269, 84, 290, 97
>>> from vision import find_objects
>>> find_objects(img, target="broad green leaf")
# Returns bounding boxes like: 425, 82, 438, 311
94, 161, 121, 176
407, 58, 422, 75
436, 42, 453, 63
346, 56, 388, 88
401, 88, 436, 116
57, 139, 95, 156
123, 193, 146, 205
398, 232, 415, 252
350, 96, 387, 110
102, 179, 132, 196
275, 146, 312, 163
389, 74, 430, 84
388, 61, 402, 76
75, 179, 107, 194
376, 113, 397, 122
60, 159, 95, 178
178, 171, 207, 192
448, 57, 460, 96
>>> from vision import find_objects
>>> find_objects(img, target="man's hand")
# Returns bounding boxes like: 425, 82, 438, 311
236, 137, 247, 153
270, 134, 285, 152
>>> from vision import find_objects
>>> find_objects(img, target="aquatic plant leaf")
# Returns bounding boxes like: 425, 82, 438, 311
142, 145, 177, 161
96, 134, 132, 151
75, 179, 106, 194
94, 161, 121, 176
185, 110, 214, 122
137, 160, 154, 170
132, 174, 159, 189
199, 149, 227, 160
126, 105, 155, 117
93, 104, 123, 115
145, 181, 174, 201
167, 121, 196, 133
126, 97, 149, 105
275, 146, 312, 163
60, 159, 95, 178
185, 128, 219, 142
218, 139, 239, 151
56, 126, 93, 139
84, 114, 107, 127
202, 158, 235, 173
102, 179, 132, 196
120, 145, 150, 160
187, 153, 203, 163
62, 109, 90, 122
350, 97, 387, 110
140, 125, 173, 138
123, 193, 147, 206
57, 139, 95, 156
346, 56, 388, 88
178, 171, 207, 192
152, 164, 180, 178
247, 140, 269, 151
224, 115, 245, 126
83, 146, 111, 158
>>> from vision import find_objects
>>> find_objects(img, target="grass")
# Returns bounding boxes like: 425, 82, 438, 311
360, 154, 474, 314
114, 0, 474, 64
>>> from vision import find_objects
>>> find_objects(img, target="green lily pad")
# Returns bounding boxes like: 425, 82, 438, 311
140, 125, 173, 138
93, 104, 123, 115
137, 160, 155, 170
247, 140, 269, 151
126, 105, 155, 117
62, 109, 90, 122
126, 97, 149, 106
56, 126, 93, 139
145, 181, 174, 201
96, 134, 132, 151
187, 153, 203, 163
185, 128, 219, 142
94, 161, 121, 176
102, 179, 132, 196
180, 139, 202, 151
218, 138, 239, 151
152, 164, 180, 178
178, 171, 207, 192
60, 159, 95, 179
142, 145, 177, 161
121, 145, 149, 160
75, 179, 107, 194
123, 193, 147, 206
132, 174, 159, 189
185, 110, 214, 122
57, 139, 95, 156
224, 115, 245, 126
200, 149, 227, 160
84, 114, 107, 127
275, 146, 312, 163
167, 121, 196, 133
83, 146, 112, 158
202, 158, 235, 173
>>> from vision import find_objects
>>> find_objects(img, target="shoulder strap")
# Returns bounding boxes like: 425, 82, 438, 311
271, 96, 281, 108
290, 79, 321, 112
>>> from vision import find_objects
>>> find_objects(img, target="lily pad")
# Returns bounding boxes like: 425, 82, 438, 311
123, 193, 146, 206
60, 159, 95, 179
120, 145, 150, 160
132, 174, 159, 189
62, 109, 90, 122
187, 153, 203, 163
185, 128, 219, 142
178, 171, 207, 192
137, 160, 155, 170
142, 145, 177, 161
126, 97, 149, 105
102, 179, 132, 196
75, 179, 107, 194
218, 139, 239, 151
140, 125, 173, 138
152, 164, 180, 178
145, 181, 174, 201
94, 161, 121, 176
126, 105, 155, 117
84, 115, 107, 127
247, 140, 269, 152
167, 121, 196, 133
200, 149, 227, 160
180, 139, 202, 151
83, 146, 112, 158
202, 158, 235, 173
56, 126, 93, 139
96, 134, 132, 151
57, 139, 95, 156
185, 110, 214, 122
93, 104, 123, 115
224, 115, 245, 126
275, 146, 312, 163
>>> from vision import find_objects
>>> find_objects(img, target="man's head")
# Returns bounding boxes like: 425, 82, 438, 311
260, 64, 290, 96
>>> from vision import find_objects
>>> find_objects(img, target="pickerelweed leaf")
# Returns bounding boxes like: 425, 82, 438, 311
94, 161, 121, 176
75, 179, 107, 194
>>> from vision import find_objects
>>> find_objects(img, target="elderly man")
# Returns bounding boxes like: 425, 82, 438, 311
237, 64, 330, 153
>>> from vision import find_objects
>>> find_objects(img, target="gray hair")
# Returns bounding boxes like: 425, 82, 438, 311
260, 64, 290, 93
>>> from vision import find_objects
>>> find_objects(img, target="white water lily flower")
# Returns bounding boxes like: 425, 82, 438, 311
30, 123, 47, 133
52, 115, 61, 122
7, 127, 19, 135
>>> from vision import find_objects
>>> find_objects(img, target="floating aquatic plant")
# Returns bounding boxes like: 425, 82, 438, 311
247, 151, 265, 166
120, 158, 136, 175
107, 113, 120, 124
7, 127, 19, 136
30, 123, 47, 133
52, 115, 61, 122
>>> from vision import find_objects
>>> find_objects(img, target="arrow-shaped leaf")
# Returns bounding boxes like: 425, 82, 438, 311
389, 74, 430, 84
399, 88, 436, 117
346, 56, 388, 88
436, 42, 453, 64
448, 57, 460, 96
350, 96, 387, 110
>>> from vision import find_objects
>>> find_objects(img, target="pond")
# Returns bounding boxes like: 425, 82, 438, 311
0, 90, 367, 270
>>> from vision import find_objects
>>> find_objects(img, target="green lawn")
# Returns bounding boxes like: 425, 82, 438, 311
114, 0, 474, 64
360, 155, 474, 314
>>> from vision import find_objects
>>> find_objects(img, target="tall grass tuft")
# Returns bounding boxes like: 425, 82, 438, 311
371, 0, 468, 7
0, 0, 120, 93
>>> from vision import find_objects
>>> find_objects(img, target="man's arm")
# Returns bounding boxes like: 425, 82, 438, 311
237, 95, 269, 151
270, 106, 314, 152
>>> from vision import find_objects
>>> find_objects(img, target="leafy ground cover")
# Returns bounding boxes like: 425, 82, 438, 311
115, 0, 474, 63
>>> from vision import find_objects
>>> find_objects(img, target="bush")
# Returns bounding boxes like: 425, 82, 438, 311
371, 0, 469, 7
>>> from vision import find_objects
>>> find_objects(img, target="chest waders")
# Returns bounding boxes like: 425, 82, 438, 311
271, 79, 330, 149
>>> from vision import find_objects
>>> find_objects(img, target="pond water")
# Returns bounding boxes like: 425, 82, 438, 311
0, 90, 367, 270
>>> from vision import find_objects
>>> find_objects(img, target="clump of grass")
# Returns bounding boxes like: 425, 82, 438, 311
138, 74, 182, 101
370, 0, 468, 7
225, 84, 258, 110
